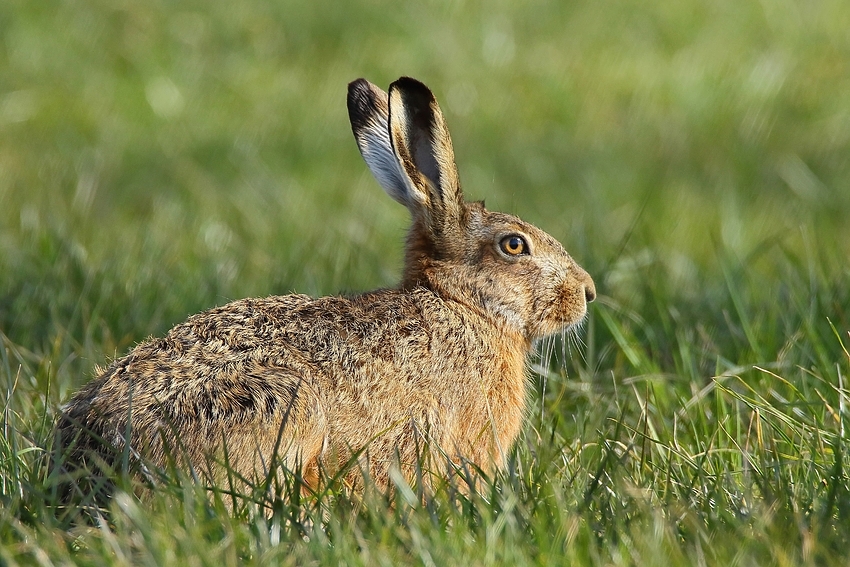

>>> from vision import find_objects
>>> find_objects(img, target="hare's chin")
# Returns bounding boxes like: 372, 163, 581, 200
534, 309, 588, 339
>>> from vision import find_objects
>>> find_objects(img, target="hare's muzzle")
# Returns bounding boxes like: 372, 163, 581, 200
575, 264, 596, 304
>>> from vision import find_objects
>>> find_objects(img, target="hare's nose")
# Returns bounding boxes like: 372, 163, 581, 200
584, 282, 596, 303
576, 265, 596, 303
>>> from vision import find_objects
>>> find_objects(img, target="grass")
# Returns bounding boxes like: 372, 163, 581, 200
2, 0, 850, 564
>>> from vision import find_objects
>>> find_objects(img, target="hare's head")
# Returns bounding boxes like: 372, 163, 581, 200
348, 77, 595, 341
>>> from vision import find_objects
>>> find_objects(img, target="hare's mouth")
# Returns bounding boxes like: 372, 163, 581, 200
530, 290, 589, 339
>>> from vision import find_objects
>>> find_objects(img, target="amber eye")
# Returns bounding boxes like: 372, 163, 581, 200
499, 235, 528, 256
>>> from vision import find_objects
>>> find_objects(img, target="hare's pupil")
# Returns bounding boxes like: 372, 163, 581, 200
500, 235, 527, 256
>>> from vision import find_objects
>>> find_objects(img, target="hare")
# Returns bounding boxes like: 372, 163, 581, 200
54, 77, 595, 499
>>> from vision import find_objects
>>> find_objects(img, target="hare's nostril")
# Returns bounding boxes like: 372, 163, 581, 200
584, 284, 596, 304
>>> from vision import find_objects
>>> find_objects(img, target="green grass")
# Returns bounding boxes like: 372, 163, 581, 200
2, 0, 850, 564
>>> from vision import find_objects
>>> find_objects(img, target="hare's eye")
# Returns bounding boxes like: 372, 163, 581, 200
499, 235, 528, 256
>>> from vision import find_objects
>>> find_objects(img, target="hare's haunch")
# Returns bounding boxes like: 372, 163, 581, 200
56, 77, 595, 496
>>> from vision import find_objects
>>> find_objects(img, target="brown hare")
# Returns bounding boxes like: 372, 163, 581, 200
55, 77, 595, 499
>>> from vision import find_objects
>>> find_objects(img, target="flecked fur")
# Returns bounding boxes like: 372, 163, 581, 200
55, 77, 596, 498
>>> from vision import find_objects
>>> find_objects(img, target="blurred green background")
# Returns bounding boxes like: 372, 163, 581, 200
3, 0, 850, 562
3, 0, 848, 366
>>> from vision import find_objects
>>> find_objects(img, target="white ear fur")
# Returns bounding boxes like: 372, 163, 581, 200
347, 79, 424, 208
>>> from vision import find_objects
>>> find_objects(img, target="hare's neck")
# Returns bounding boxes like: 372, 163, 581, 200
424, 293, 530, 470
480, 319, 531, 470
416, 271, 534, 345
400, 221, 435, 290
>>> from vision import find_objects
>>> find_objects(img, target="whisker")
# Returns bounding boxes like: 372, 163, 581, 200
560, 329, 569, 366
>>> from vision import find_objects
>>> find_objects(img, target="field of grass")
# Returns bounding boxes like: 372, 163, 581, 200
2, 0, 850, 564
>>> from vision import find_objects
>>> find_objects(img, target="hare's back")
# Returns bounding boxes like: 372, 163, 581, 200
63, 290, 433, 427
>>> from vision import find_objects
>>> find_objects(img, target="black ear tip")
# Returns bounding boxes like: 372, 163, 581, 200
347, 78, 375, 109
389, 77, 435, 102
393, 76, 426, 89
347, 78, 385, 130
348, 78, 371, 97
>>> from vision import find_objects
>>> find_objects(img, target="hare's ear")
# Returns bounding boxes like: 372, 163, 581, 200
387, 77, 464, 229
347, 79, 419, 206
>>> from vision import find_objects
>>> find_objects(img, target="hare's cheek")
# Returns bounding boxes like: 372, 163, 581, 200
483, 296, 527, 332
527, 297, 566, 338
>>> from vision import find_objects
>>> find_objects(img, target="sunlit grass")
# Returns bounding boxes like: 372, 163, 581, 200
2, 0, 850, 564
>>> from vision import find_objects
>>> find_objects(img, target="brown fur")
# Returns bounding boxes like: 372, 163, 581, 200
55, 77, 595, 498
